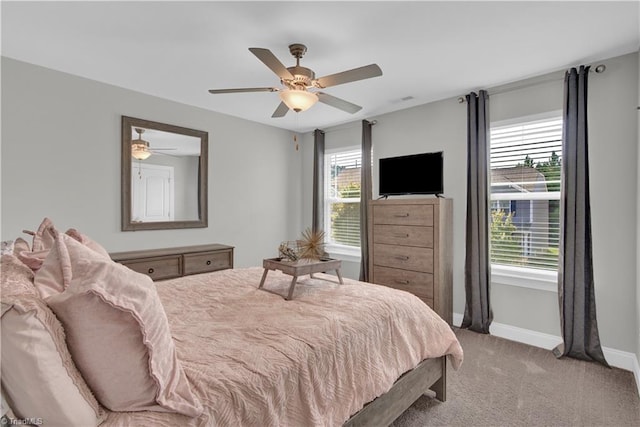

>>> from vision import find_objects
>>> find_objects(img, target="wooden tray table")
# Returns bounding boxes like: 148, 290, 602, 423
258, 257, 343, 300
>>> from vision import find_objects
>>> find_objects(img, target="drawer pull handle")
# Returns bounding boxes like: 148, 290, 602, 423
395, 256, 410, 261
395, 213, 410, 217
206, 260, 212, 265
394, 233, 409, 238
148, 268, 155, 274
396, 280, 410, 285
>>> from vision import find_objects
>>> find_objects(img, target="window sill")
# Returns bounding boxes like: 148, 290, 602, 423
325, 244, 362, 263
491, 264, 557, 292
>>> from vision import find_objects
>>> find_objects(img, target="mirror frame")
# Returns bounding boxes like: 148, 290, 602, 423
121, 116, 208, 231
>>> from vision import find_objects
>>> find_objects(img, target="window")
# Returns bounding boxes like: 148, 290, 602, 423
325, 148, 361, 252
490, 115, 562, 274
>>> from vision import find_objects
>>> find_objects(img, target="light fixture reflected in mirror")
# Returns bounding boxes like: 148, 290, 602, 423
131, 128, 152, 160
131, 142, 151, 160
279, 89, 318, 112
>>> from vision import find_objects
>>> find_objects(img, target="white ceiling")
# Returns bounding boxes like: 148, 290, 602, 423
2, 1, 639, 133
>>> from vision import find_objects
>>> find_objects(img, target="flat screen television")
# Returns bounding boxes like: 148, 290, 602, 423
379, 151, 444, 196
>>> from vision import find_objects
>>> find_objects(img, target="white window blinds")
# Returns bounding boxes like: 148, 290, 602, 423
490, 116, 562, 271
325, 149, 361, 248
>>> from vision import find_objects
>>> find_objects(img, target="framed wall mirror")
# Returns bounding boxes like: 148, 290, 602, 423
121, 116, 208, 231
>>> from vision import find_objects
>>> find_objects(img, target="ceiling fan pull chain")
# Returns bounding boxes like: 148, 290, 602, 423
294, 115, 299, 151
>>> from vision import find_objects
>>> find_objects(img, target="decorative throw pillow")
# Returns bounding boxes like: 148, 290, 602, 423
0, 254, 105, 426
30, 217, 56, 252
33, 228, 73, 299
35, 234, 202, 416
17, 218, 59, 271
65, 228, 110, 258
12, 237, 30, 255
18, 218, 110, 272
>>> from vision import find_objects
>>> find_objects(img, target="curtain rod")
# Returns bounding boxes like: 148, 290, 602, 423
457, 63, 607, 103
320, 119, 377, 134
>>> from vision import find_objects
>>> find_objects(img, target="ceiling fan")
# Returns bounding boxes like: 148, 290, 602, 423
131, 128, 177, 160
208, 43, 383, 118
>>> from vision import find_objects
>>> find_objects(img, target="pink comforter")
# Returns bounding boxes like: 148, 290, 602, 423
101, 267, 463, 426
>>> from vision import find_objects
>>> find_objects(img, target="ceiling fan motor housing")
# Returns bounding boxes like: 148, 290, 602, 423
285, 66, 315, 89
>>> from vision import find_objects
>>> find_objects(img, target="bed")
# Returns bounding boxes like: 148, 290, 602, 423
1, 221, 463, 427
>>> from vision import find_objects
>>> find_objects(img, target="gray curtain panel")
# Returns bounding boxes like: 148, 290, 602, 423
312, 129, 325, 233
359, 120, 373, 282
462, 90, 493, 334
552, 66, 609, 367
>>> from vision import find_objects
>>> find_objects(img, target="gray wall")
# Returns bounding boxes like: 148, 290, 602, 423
301, 52, 639, 354
637, 50, 640, 367
1, 57, 302, 268
585, 52, 638, 354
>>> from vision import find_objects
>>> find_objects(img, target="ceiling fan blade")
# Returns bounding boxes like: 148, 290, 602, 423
151, 152, 179, 158
315, 64, 382, 89
249, 48, 294, 80
317, 92, 362, 114
208, 87, 278, 94
271, 102, 289, 118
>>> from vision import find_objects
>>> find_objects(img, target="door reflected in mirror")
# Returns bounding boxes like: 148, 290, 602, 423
122, 116, 208, 231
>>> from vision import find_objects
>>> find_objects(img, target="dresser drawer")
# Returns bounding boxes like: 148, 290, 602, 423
373, 243, 433, 273
373, 224, 433, 248
373, 204, 433, 226
121, 255, 182, 280
183, 250, 233, 275
373, 265, 434, 299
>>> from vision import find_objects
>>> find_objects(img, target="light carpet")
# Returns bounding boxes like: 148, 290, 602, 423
392, 328, 640, 426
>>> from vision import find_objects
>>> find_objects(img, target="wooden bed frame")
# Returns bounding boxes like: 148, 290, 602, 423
344, 356, 446, 426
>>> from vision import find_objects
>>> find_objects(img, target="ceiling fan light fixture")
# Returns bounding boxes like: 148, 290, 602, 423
279, 89, 318, 113
131, 141, 152, 160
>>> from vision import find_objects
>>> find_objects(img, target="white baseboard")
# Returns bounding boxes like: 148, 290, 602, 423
452, 313, 640, 396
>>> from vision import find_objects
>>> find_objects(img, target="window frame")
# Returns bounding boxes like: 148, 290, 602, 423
489, 111, 563, 293
324, 146, 362, 260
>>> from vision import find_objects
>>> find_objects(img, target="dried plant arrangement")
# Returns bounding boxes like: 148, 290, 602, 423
278, 241, 299, 261
298, 228, 327, 260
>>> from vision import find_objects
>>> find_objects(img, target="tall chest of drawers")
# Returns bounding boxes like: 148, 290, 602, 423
368, 198, 452, 324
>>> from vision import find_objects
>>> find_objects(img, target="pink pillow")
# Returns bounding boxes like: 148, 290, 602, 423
12, 237, 30, 255
1, 254, 36, 296
35, 234, 202, 416
31, 217, 56, 252
18, 218, 110, 271
18, 218, 61, 270
0, 254, 105, 426
13, 236, 46, 271
65, 228, 110, 258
